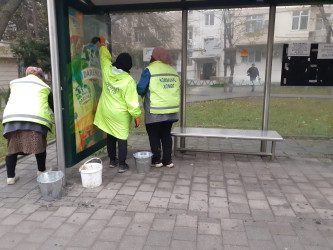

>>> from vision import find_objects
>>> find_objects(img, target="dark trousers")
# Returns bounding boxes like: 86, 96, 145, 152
107, 134, 127, 165
145, 121, 173, 165
251, 80, 255, 91
6, 151, 46, 178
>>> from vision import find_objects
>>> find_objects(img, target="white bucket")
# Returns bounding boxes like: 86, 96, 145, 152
79, 158, 103, 188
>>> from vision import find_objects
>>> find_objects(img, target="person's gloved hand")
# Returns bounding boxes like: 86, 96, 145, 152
99, 36, 105, 46
134, 117, 140, 128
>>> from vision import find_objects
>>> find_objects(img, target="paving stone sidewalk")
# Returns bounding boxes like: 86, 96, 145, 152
0, 136, 332, 250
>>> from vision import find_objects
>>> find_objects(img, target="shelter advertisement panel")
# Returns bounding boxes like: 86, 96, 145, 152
67, 8, 107, 158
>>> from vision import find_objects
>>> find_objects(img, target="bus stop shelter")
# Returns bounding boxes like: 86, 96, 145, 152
46, 0, 332, 183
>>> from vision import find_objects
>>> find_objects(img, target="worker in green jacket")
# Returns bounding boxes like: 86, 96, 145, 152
94, 37, 141, 173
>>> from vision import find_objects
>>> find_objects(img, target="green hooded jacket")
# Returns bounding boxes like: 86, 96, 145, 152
93, 46, 141, 140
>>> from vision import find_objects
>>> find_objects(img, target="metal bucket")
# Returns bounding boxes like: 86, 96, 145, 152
37, 171, 64, 201
133, 151, 153, 174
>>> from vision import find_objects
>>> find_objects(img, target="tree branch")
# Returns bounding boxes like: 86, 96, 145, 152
0, 0, 22, 40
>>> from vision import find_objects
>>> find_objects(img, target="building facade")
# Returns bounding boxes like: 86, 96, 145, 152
187, 5, 333, 86
0, 42, 18, 90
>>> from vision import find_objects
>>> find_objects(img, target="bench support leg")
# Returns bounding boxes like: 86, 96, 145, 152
173, 136, 178, 157
271, 141, 276, 160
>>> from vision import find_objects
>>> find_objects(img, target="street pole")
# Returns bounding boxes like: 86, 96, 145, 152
261, 5, 276, 153
180, 9, 188, 147
47, 0, 66, 185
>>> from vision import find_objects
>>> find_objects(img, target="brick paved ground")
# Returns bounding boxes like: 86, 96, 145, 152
0, 135, 332, 250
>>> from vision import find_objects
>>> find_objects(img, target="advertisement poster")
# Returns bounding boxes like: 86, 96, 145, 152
68, 8, 106, 153
287, 42, 311, 57
317, 44, 333, 59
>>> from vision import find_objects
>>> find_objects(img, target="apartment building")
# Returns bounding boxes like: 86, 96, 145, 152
0, 42, 18, 89
187, 5, 333, 85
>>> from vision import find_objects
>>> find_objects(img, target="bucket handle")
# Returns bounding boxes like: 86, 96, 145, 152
83, 157, 102, 165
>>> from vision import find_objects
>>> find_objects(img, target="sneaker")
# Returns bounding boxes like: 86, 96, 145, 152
109, 159, 119, 168
164, 161, 174, 168
118, 163, 129, 173
7, 176, 20, 185
37, 168, 52, 177
152, 161, 163, 168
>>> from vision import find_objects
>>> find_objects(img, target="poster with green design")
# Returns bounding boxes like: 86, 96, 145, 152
68, 8, 106, 153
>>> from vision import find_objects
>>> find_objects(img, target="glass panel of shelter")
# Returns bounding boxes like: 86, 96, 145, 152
73, 4, 332, 142
270, 4, 333, 138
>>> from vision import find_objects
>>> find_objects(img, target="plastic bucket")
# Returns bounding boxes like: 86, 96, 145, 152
79, 158, 103, 188
133, 151, 153, 174
37, 171, 64, 201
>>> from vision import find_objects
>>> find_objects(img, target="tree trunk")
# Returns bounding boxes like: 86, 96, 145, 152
22, 2, 31, 33
32, 0, 39, 39
223, 11, 227, 77
0, 0, 23, 40
318, 5, 333, 43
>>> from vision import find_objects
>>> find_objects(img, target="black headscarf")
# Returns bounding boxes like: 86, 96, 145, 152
113, 53, 132, 73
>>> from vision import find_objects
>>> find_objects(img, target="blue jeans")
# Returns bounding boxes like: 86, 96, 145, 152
251, 80, 255, 91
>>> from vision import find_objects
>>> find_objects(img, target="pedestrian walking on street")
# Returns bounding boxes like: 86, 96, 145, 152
247, 63, 260, 92
137, 47, 180, 168
93, 37, 141, 173
2, 66, 54, 185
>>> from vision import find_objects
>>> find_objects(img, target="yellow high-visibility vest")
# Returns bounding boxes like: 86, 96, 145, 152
147, 61, 180, 114
3, 75, 53, 130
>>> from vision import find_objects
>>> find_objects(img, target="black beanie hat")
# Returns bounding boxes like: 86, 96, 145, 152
113, 53, 132, 73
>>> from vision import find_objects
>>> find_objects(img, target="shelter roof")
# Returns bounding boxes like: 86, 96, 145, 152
69, 0, 331, 13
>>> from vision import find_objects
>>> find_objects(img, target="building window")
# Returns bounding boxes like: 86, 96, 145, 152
7, 21, 17, 32
205, 12, 214, 25
246, 15, 264, 33
156, 28, 170, 41
187, 51, 193, 66
204, 38, 221, 55
242, 50, 261, 63
134, 27, 146, 42
188, 26, 193, 39
226, 22, 234, 39
316, 14, 331, 30
292, 10, 309, 30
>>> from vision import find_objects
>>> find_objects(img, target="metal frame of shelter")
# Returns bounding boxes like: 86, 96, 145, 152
46, 0, 331, 184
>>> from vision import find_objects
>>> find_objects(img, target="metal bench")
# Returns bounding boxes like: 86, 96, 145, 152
171, 127, 283, 159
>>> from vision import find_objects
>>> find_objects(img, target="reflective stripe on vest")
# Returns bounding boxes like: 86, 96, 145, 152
147, 62, 180, 114
3, 114, 53, 128
10, 80, 52, 91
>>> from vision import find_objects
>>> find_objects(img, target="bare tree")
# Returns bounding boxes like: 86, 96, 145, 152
220, 9, 248, 87
110, 12, 181, 68
1, 0, 48, 41
0, 0, 22, 40
7, 0, 50, 75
